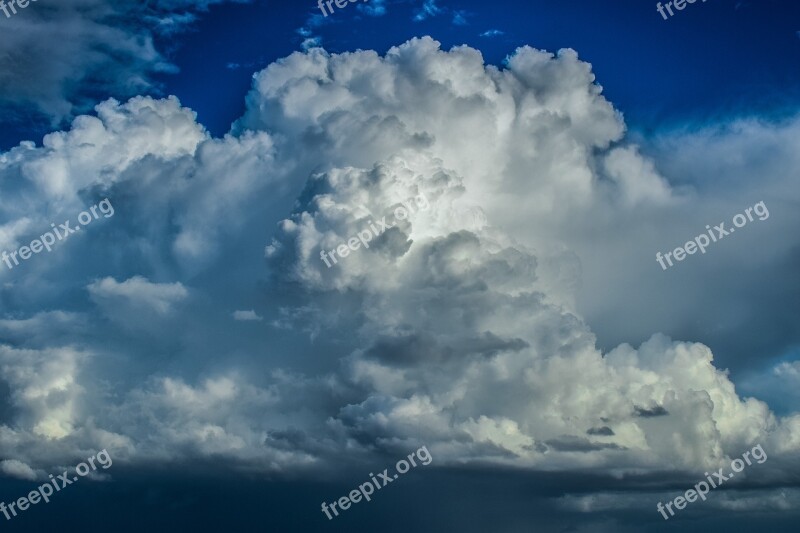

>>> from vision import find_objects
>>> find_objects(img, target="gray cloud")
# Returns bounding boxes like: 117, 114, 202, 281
0, 0, 249, 126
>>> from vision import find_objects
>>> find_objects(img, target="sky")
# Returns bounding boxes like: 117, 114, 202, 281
0, 0, 799, 531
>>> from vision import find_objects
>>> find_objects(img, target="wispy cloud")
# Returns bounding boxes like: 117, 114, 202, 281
301, 36, 323, 50
452, 10, 469, 26
480, 29, 505, 37
413, 0, 442, 21
0, 0, 251, 127
358, 0, 388, 17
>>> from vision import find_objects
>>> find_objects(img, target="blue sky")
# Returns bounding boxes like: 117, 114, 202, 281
163, 0, 800, 141
0, 1, 799, 531
158, 0, 800, 137
4, 0, 800, 149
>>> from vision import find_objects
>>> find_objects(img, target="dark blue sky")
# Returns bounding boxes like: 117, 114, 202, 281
162, 0, 800, 135
3, 0, 800, 149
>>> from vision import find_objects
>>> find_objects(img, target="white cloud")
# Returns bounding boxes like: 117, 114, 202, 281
0, 459, 38, 480
0, 37, 797, 495
603, 145, 674, 205
301, 36, 322, 51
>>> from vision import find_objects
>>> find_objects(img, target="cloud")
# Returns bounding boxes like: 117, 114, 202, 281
0, 36, 797, 509
480, 29, 504, 37
301, 36, 323, 51
233, 310, 263, 321
413, 0, 442, 21
238, 37, 799, 474
0, 0, 249, 127
88, 276, 189, 315
0, 459, 37, 480
603, 145, 674, 205
775, 361, 800, 378
452, 10, 469, 26
296, 9, 333, 51
560, 488, 800, 514
0, 345, 87, 440
358, 0, 388, 17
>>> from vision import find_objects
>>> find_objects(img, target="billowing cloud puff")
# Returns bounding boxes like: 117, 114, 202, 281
0, 37, 797, 510
0, 345, 86, 440
265, 150, 784, 473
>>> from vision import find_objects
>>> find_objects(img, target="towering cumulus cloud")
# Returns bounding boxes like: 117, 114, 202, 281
0, 38, 798, 499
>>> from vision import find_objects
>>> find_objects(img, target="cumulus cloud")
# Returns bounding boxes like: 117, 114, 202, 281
0, 37, 797, 519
